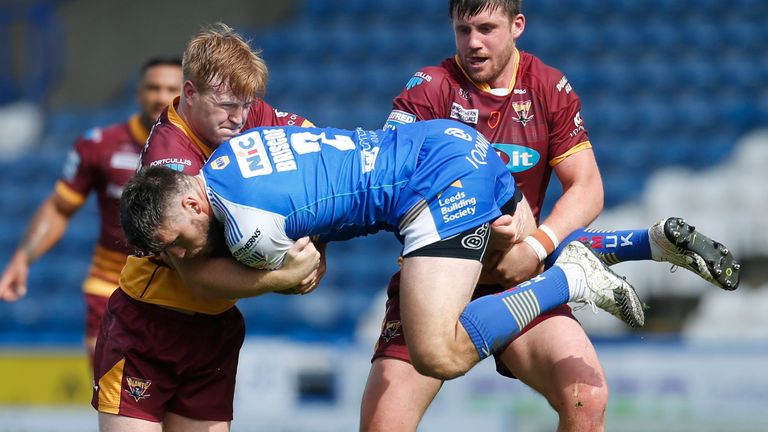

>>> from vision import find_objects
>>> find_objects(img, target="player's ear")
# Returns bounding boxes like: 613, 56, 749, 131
181, 195, 203, 215
182, 80, 197, 101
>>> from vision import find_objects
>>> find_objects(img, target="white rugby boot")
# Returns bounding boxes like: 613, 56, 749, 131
556, 241, 645, 328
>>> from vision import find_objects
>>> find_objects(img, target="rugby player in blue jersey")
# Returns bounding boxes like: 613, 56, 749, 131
119, 119, 645, 381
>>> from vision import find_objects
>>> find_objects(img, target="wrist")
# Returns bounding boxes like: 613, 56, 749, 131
522, 224, 560, 263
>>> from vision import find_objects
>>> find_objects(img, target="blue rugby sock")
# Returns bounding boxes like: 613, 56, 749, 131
545, 227, 651, 268
459, 266, 570, 360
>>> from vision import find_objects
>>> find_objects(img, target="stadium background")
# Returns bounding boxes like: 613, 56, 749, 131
1, 0, 767, 430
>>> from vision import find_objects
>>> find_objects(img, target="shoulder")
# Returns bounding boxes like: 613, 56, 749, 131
247, 100, 313, 128
519, 51, 573, 94
141, 122, 198, 172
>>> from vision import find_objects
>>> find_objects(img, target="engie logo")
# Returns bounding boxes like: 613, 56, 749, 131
492, 144, 540, 173
232, 131, 273, 178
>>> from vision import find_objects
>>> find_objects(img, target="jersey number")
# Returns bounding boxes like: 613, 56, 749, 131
291, 132, 356, 154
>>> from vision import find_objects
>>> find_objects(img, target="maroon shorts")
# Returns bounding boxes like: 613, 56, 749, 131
91, 288, 245, 422
372, 271, 576, 379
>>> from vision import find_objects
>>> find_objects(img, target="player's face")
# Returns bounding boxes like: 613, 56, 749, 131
156, 209, 213, 261
137, 65, 182, 123
186, 82, 254, 147
453, 8, 524, 88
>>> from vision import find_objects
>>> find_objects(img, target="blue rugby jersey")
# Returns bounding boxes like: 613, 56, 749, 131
200, 119, 515, 269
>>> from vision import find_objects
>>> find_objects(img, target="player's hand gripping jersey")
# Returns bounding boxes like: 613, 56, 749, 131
201, 119, 516, 269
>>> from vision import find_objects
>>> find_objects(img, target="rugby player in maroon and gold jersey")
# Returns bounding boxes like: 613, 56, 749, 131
92, 24, 321, 432
0, 58, 182, 363
361, 1, 738, 431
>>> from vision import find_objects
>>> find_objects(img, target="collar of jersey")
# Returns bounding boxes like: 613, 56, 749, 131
127, 114, 150, 147
167, 96, 213, 158
454, 47, 520, 94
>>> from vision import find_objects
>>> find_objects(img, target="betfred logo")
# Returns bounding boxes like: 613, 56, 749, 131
492, 144, 540, 173
231, 131, 273, 178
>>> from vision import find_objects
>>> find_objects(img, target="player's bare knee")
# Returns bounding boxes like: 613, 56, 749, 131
553, 383, 608, 428
410, 351, 470, 380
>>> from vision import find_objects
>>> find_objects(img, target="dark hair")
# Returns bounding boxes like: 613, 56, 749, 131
449, 0, 522, 20
119, 166, 192, 256
139, 57, 183, 77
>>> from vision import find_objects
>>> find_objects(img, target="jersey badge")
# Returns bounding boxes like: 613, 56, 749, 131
211, 155, 230, 170
488, 111, 501, 129
125, 377, 152, 402
450, 102, 479, 124
381, 320, 402, 342
232, 131, 273, 178
511, 100, 534, 126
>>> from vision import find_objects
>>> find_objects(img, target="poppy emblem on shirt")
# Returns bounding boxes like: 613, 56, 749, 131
511, 100, 534, 126
125, 377, 152, 402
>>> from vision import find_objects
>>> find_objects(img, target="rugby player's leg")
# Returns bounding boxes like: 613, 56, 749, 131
501, 316, 607, 432
163, 413, 230, 432
360, 358, 441, 432
399, 254, 482, 380
99, 413, 161, 432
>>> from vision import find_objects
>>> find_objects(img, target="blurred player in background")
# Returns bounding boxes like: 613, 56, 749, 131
92, 23, 321, 432
0, 57, 182, 363
361, 1, 741, 431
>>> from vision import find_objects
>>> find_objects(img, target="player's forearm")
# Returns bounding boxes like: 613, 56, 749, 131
542, 172, 603, 241
15, 196, 73, 263
170, 256, 297, 300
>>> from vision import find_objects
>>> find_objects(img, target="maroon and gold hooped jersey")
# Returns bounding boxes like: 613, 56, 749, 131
119, 97, 313, 314
385, 49, 592, 220
57, 115, 149, 297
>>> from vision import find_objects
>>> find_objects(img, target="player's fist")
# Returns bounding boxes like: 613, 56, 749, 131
0, 252, 30, 302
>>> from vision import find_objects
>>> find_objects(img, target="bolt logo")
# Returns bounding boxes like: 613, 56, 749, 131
492, 144, 540, 173
232, 131, 273, 178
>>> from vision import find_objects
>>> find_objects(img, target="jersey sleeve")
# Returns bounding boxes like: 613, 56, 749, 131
207, 188, 294, 270
139, 127, 205, 174
384, 67, 451, 129
56, 130, 99, 207
543, 73, 592, 166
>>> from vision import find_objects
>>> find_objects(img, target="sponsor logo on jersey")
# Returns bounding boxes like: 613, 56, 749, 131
381, 320, 402, 342
450, 102, 479, 124
62, 150, 80, 182
405, 71, 432, 90
210, 155, 230, 170
274, 109, 300, 126
386, 110, 416, 125
110, 151, 140, 171
125, 377, 151, 402
511, 100, 534, 126
458, 88, 471, 100
232, 131, 273, 178
357, 129, 381, 173
149, 158, 193, 172
232, 229, 262, 259
461, 223, 489, 250
556, 76, 572, 94
513, 88, 527, 95
263, 128, 297, 172
569, 111, 585, 137
438, 190, 477, 223
492, 144, 540, 173
463, 133, 492, 169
